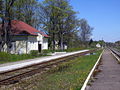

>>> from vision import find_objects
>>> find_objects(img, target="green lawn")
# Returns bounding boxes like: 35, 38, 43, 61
3, 50, 102, 90
33, 50, 102, 90
0, 47, 95, 64
0, 52, 49, 64
0, 50, 102, 90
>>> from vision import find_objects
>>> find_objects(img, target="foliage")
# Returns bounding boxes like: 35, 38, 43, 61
13, 0, 38, 27
0, 0, 17, 52
0, 0, 38, 52
0, 51, 49, 64
30, 50, 39, 56
42, 49, 53, 53
39, 0, 82, 50
65, 47, 86, 52
0, 52, 11, 61
0, 0, 93, 53
78, 19, 93, 47
42, 47, 87, 53
79, 19, 93, 41
0, 47, 92, 64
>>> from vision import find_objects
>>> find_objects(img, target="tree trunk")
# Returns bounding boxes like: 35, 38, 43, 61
52, 33, 55, 51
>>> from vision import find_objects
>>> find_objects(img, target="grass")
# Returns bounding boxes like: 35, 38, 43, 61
0, 53, 49, 64
33, 50, 102, 90
65, 47, 87, 52
3, 50, 102, 90
43, 47, 95, 53
0, 47, 96, 64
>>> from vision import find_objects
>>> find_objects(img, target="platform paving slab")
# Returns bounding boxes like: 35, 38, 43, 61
87, 49, 120, 90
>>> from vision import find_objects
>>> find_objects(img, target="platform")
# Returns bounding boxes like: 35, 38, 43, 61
0, 50, 89, 73
87, 49, 120, 90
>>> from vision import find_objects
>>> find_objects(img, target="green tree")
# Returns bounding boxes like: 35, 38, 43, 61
39, 0, 79, 50
0, 0, 39, 52
13, 0, 38, 27
0, 0, 16, 52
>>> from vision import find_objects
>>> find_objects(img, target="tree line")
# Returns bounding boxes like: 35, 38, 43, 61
0, 0, 93, 52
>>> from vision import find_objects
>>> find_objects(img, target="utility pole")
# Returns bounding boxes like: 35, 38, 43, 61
102, 38, 104, 49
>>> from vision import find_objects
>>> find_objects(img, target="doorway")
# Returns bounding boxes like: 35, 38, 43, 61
38, 44, 42, 53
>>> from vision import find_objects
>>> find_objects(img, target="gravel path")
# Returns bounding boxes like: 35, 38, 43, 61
88, 49, 120, 90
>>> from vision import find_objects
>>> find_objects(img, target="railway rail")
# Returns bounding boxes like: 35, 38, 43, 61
0, 50, 96, 85
85, 48, 120, 90
110, 48, 120, 58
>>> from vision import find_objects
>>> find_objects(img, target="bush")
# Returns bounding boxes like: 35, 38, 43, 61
42, 49, 66, 54
0, 52, 11, 61
65, 47, 86, 52
42, 50, 54, 53
55, 49, 65, 52
30, 50, 39, 56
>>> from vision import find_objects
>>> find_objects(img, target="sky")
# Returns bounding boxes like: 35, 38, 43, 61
70, 0, 120, 42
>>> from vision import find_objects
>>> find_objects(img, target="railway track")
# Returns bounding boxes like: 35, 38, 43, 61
0, 50, 96, 85
86, 48, 120, 90
110, 48, 120, 58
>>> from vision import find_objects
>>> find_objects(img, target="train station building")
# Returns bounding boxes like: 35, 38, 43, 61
0, 20, 49, 54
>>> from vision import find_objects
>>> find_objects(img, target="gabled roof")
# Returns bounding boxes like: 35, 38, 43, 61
0, 20, 49, 37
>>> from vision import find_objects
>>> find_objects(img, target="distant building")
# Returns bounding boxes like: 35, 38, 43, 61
0, 20, 49, 54
96, 43, 101, 48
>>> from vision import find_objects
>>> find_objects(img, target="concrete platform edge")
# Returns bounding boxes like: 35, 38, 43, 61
0, 50, 89, 73
81, 49, 104, 90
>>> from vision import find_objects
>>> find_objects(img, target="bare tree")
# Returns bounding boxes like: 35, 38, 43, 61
79, 19, 93, 46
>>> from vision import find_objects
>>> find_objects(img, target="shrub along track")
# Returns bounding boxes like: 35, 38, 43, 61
0, 50, 96, 85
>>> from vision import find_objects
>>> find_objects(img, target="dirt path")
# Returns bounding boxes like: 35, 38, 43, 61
88, 49, 120, 90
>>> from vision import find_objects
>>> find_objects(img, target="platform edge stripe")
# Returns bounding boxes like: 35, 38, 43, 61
81, 49, 104, 90
111, 50, 120, 63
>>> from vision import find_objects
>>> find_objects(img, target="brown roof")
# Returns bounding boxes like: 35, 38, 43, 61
0, 20, 49, 37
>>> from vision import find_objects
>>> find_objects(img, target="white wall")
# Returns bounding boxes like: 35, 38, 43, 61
15, 41, 27, 54
12, 36, 38, 54
11, 34, 48, 54
28, 36, 48, 51
42, 38, 48, 50
37, 33, 43, 44
27, 41, 38, 52
37, 33, 48, 50
27, 36, 38, 53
